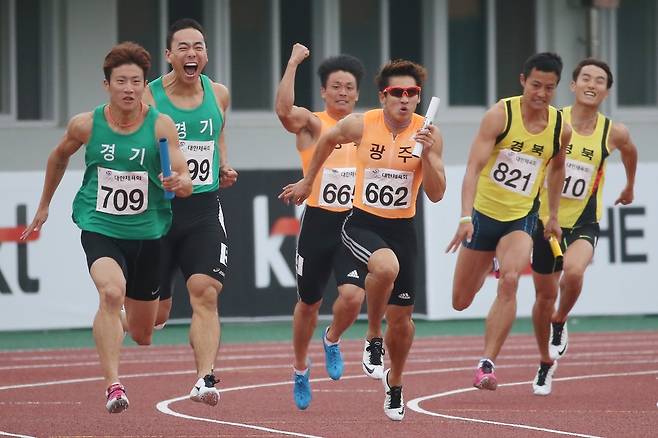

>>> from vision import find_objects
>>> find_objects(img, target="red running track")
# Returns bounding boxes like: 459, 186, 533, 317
0, 331, 657, 437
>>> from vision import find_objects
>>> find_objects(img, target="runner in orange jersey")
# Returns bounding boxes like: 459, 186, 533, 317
280, 59, 446, 421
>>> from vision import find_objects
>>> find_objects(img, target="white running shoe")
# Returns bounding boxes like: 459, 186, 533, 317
549, 321, 568, 360
532, 361, 558, 396
362, 337, 385, 379
105, 383, 129, 414
189, 374, 220, 406
383, 369, 404, 421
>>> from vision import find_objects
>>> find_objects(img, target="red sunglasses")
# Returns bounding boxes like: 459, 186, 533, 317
383, 85, 421, 98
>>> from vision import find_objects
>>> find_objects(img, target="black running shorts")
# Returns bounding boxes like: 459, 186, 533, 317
160, 190, 229, 300
80, 230, 161, 301
463, 208, 538, 251
296, 206, 366, 305
341, 208, 417, 307
532, 220, 599, 274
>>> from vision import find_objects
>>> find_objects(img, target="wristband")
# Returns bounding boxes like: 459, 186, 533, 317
459, 216, 472, 224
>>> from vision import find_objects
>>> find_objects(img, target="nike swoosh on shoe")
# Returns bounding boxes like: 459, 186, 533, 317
363, 363, 375, 374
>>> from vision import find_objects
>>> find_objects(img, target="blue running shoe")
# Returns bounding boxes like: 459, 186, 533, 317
323, 326, 344, 380
293, 367, 311, 410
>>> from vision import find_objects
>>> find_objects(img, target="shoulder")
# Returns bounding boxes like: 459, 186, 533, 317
609, 121, 630, 147
209, 80, 230, 110
142, 84, 155, 105
69, 111, 94, 137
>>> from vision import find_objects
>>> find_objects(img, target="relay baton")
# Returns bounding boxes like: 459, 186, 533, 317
548, 235, 563, 261
412, 96, 440, 157
159, 138, 175, 200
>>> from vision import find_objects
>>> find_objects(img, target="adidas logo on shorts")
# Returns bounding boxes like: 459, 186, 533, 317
397, 292, 411, 300
347, 270, 360, 279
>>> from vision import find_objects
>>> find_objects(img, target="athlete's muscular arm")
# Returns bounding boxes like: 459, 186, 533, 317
157, 114, 193, 198
543, 123, 571, 240
213, 82, 238, 188
417, 124, 446, 202
609, 123, 637, 205
279, 114, 364, 205
275, 44, 317, 138
445, 102, 506, 253
21, 113, 91, 240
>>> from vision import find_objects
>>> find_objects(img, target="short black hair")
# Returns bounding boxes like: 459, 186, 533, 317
167, 18, 205, 50
522, 52, 563, 83
572, 58, 613, 89
375, 59, 427, 91
317, 55, 365, 89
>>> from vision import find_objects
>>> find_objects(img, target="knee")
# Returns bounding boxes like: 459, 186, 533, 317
498, 270, 520, 297
130, 330, 153, 346
386, 312, 414, 337
98, 284, 124, 309
369, 259, 399, 285
452, 290, 474, 311
339, 286, 365, 310
561, 267, 584, 287
296, 300, 321, 316
188, 278, 220, 311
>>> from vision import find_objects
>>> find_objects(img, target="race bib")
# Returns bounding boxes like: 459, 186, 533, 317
490, 150, 541, 196
180, 140, 214, 186
96, 167, 148, 215
362, 168, 414, 210
561, 159, 595, 200
318, 167, 356, 208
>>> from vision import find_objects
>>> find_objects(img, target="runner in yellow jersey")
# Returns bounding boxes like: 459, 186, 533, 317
445, 53, 571, 391
530, 59, 637, 396
280, 59, 446, 421
275, 44, 367, 410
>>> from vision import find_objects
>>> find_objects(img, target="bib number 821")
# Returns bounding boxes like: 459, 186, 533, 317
492, 162, 531, 192
364, 182, 409, 207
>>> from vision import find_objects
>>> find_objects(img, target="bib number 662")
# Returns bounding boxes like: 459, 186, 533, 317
364, 182, 409, 207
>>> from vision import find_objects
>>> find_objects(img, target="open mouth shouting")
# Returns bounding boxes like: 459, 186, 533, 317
184, 62, 199, 78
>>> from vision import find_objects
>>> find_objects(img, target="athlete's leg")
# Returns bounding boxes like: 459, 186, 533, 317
124, 297, 159, 345
532, 272, 560, 362
364, 248, 398, 340
555, 239, 594, 322
326, 284, 365, 343
155, 297, 172, 327
89, 257, 127, 388
383, 305, 414, 386
452, 247, 495, 311
187, 273, 222, 377
483, 230, 533, 360
292, 299, 322, 370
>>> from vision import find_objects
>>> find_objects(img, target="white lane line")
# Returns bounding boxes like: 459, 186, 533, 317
156, 396, 324, 438
406, 369, 658, 437
0, 432, 37, 438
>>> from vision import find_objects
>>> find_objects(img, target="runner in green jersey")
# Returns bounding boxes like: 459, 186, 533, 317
21, 42, 192, 414
141, 18, 237, 407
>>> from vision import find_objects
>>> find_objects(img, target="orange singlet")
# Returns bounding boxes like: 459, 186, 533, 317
298, 111, 358, 212
352, 109, 425, 219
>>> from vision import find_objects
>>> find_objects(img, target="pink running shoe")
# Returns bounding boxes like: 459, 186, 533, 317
105, 383, 129, 413
473, 360, 497, 390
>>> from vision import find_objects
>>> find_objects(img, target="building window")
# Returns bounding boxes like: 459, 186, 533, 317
280, 0, 313, 110
340, 0, 382, 107
118, 0, 162, 81
230, 0, 273, 110
617, 0, 657, 106
0, 0, 56, 122
495, 0, 536, 100
448, 0, 487, 106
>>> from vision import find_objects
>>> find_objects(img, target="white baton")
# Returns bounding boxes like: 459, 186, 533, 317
412, 96, 440, 158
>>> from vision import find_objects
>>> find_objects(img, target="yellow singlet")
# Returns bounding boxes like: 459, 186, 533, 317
539, 106, 610, 228
474, 96, 562, 221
